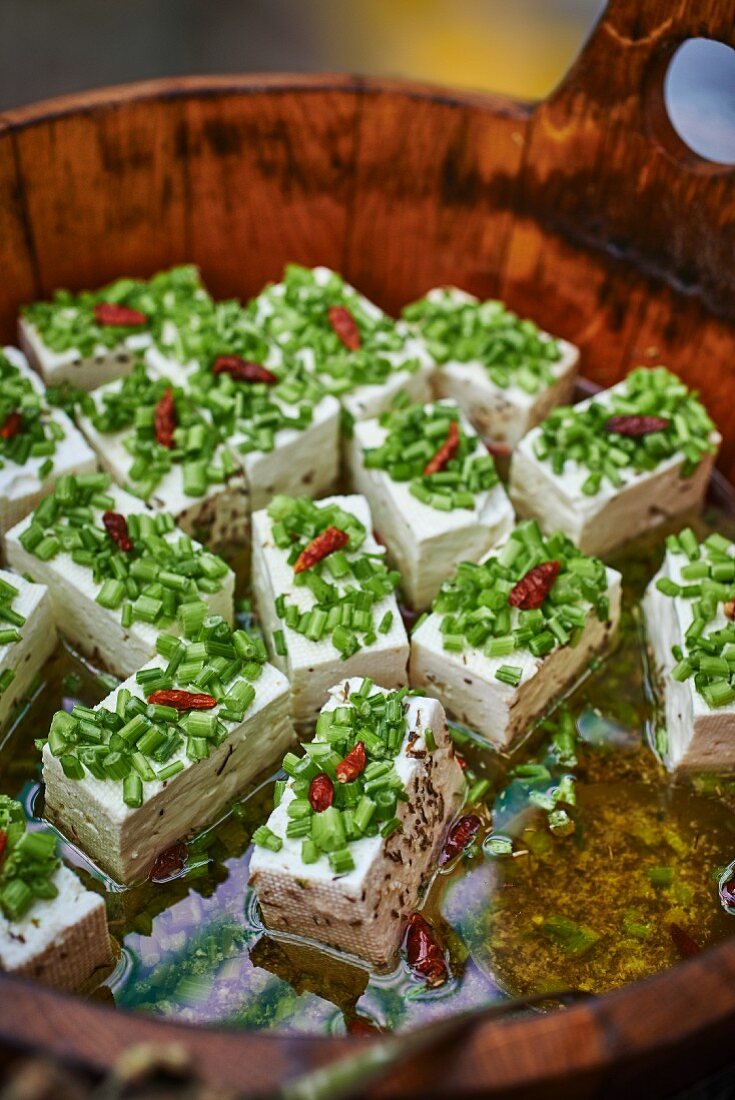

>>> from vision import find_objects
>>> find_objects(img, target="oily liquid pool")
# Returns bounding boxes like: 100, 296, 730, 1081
2, 504, 735, 1034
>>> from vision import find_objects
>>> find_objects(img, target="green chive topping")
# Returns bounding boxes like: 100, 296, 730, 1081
0, 797, 59, 921
20, 473, 229, 631
363, 401, 500, 512
532, 367, 716, 490
88, 365, 230, 501
250, 264, 421, 398
0, 574, 26, 678
427, 519, 609, 659
23, 265, 212, 358
267, 495, 400, 659
402, 287, 562, 394
259, 680, 425, 869
653, 529, 735, 709
38, 610, 267, 793
0, 351, 64, 472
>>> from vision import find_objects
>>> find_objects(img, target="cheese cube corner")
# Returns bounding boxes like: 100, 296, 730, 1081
0, 568, 55, 731
250, 678, 466, 967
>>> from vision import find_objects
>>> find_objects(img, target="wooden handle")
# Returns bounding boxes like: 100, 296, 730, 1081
550, 0, 735, 122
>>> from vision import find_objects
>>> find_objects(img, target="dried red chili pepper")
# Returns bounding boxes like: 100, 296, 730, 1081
149, 841, 187, 883
424, 420, 460, 476
102, 510, 134, 552
94, 302, 148, 327
336, 742, 367, 784
0, 831, 7, 865
725, 601, 735, 621
508, 560, 561, 610
212, 355, 278, 385
147, 689, 217, 711
309, 772, 334, 813
154, 387, 177, 449
605, 415, 670, 437
327, 305, 361, 351
0, 411, 23, 441
439, 814, 482, 866
345, 1015, 384, 1036
294, 526, 349, 574
404, 912, 448, 986
669, 922, 701, 959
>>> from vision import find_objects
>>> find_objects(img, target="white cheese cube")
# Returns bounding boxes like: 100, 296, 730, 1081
250, 678, 465, 968
235, 394, 341, 511
43, 658, 293, 884
410, 540, 622, 750
348, 402, 515, 609
0, 863, 111, 991
0, 568, 55, 731
6, 484, 234, 680
251, 266, 434, 424
408, 288, 579, 447
251, 495, 409, 729
644, 539, 735, 772
77, 383, 249, 555
19, 317, 150, 390
0, 347, 97, 541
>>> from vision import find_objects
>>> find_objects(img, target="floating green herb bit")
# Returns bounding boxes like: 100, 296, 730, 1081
402, 287, 562, 394
250, 265, 422, 395
0, 796, 59, 921
88, 364, 235, 500
0, 352, 65, 471
253, 679, 413, 866
538, 914, 601, 957
39, 612, 267, 796
267, 495, 400, 659
431, 519, 609, 658
362, 402, 500, 512
17, 472, 230, 630
23, 266, 213, 358
188, 356, 326, 457
532, 367, 716, 490
652, 529, 735, 709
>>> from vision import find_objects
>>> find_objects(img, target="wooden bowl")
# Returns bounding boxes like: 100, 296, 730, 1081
1, 0, 735, 1095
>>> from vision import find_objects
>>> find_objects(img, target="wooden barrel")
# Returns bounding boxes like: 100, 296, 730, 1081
1, 0, 734, 1095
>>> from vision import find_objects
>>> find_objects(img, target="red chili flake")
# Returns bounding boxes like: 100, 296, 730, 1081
424, 420, 460, 477
404, 912, 448, 987
605, 415, 670, 437
154, 387, 177, 449
93, 302, 148, 327
147, 689, 217, 711
327, 305, 361, 351
294, 526, 349, 574
669, 922, 701, 959
439, 813, 482, 867
149, 841, 187, 883
102, 510, 134, 552
212, 355, 278, 385
346, 1015, 384, 1036
336, 742, 367, 784
0, 411, 23, 440
508, 560, 561, 611
308, 772, 334, 813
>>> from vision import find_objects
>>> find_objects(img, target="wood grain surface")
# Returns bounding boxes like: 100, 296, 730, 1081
0, 0, 734, 1095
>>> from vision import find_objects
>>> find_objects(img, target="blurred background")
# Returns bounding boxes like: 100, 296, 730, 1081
2, 0, 734, 164
1, 0, 605, 108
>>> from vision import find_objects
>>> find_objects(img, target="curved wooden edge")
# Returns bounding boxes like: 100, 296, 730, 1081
2, 931, 735, 1097
0, 72, 531, 131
